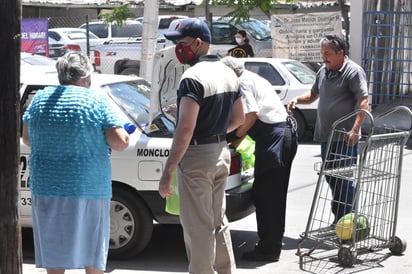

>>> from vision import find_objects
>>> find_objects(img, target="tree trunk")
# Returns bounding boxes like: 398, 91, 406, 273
0, 0, 23, 274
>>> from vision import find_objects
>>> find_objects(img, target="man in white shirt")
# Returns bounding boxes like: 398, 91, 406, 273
223, 56, 298, 262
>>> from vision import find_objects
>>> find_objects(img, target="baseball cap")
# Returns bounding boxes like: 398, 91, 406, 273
164, 18, 211, 43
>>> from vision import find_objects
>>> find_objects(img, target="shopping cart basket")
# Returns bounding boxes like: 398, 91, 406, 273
297, 106, 412, 267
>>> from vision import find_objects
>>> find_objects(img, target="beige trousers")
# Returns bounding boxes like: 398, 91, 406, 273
177, 142, 236, 274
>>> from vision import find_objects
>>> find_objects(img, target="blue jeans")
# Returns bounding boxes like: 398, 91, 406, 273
321, 142, 357, 223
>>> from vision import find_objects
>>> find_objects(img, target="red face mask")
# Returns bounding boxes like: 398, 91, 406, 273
175, 40, 196, 64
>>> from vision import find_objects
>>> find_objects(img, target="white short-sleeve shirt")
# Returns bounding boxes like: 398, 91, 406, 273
239, 70, 287, 124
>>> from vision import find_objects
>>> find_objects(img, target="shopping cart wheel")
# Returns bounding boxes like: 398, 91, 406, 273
389, 236, 407, 255
338, 247, 357, 267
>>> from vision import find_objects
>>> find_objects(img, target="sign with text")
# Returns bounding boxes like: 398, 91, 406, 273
22, 19, 49, 56
271, 12, 342, 62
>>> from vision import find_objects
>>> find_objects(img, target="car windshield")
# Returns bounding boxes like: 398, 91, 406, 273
105, 79, 174, 137
238, 19, 271, 41
21, 54, 57, 66
282, 61, 317, 84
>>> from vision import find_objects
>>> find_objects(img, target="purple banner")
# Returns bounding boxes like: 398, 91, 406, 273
22, 19, 49, 56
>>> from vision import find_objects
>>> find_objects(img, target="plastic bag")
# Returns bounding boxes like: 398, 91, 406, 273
165, 172, 180, 215
236, 135, 255, 171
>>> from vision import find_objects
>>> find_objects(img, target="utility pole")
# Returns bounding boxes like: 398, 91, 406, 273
140, 0, 159, 83
0, 0, 23, 273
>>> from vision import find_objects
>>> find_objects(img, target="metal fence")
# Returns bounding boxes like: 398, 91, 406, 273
363, 11, 412, 111
47, 16, 90, 29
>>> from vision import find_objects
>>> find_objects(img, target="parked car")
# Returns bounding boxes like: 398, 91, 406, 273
239, 58, 318, 139
48, 28, 105, 58
91, 41, 143, 75
48, 36, 67, 59
19, 72, 254, 259
80, 20, 143, 42
135, 15, 188, 38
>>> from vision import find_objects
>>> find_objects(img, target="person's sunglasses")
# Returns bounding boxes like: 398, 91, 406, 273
325, 35, 346, 51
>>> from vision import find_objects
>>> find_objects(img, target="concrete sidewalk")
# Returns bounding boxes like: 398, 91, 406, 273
23, 143, 412, 273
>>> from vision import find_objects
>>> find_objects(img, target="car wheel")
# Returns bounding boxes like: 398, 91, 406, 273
291, 109, 307, 141
109, 186, 153, 259
120, 67, 139, 76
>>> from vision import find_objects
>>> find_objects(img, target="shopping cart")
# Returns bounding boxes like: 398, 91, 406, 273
297, 106, 412, 267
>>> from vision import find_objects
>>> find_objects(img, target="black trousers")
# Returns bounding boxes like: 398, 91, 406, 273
249, 123, 298, 254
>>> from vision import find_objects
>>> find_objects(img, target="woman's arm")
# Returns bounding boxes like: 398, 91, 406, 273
105, 127, 129, 151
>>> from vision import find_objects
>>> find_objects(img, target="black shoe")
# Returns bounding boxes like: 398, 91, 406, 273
242, 247, 280, 262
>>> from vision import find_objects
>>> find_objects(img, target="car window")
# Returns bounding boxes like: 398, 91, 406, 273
159, 18, 174, 29
238, 19, 271, 41
104, 81, 150, 126
105, 80, 174, 137
282, 61, 316, 84
211, 23, 237, 44
244, 62, 286, 86
66, 30, 99, 40
87, 24, 108, 39
111, 23, 143, 38
48, 37, 58, 43
48, 31, 61, 41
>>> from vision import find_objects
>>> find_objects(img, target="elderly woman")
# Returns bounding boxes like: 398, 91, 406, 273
22, 52, 130, 274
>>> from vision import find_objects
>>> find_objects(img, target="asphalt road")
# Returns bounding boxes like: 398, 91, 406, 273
22, 143, 412, 273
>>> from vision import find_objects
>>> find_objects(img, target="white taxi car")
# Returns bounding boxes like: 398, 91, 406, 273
19, 72, 254, 259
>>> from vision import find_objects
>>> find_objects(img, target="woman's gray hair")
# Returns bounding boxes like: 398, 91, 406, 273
221, 56, 245, 76
56, 52, 93, 85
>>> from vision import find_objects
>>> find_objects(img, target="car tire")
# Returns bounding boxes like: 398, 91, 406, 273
291, 109, 307, 141
109, 186, 153, 259
120, 67, 139, 76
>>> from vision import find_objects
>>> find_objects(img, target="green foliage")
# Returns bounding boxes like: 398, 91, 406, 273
211, 0, 296, 22
99, 4, 134, 27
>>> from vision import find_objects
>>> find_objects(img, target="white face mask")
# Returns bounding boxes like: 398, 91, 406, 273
235, 37, 244, 44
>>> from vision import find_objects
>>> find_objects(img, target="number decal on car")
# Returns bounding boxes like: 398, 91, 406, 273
21, 197, 32, 206
20, 155, 30, 189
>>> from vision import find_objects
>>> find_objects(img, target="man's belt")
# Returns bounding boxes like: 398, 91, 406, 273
189, 134, 226, 145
